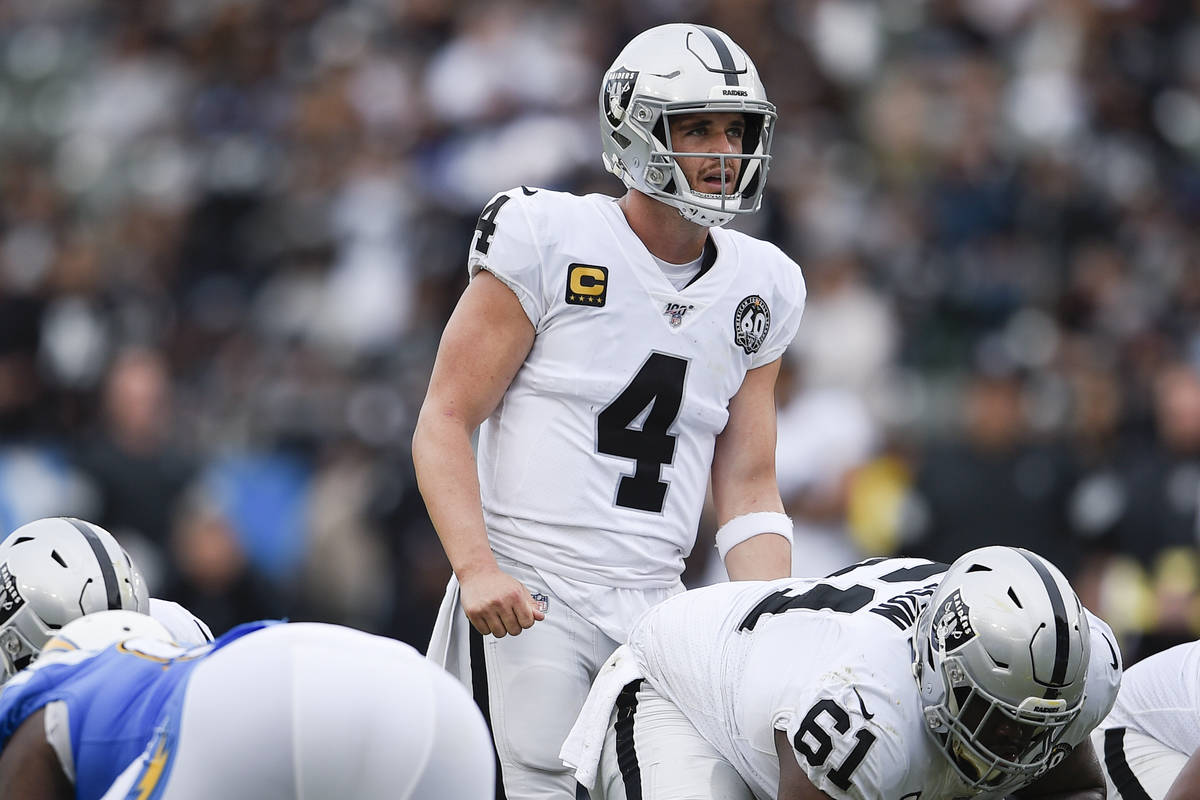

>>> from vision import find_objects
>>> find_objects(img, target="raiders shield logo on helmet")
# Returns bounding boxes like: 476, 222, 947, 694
933, 589, 977, 653
0, 563, 24, 624
603, 68, 638, 129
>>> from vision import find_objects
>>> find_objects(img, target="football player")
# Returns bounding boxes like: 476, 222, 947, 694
0, 611, 495, 800
0, 516, 213, 682
562, 546, 1123, 799
413, 23, 805, 799
1092, 640, 1200, 799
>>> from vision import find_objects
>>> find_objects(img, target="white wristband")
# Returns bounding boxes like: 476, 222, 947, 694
715, 511, 793, 562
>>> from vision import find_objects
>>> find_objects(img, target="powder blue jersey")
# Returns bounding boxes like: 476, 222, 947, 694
0, 621, 274, 800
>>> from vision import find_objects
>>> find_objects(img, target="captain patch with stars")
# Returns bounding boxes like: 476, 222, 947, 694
733, 295, 771, 354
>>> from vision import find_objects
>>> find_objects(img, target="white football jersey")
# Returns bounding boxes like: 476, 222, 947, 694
1100, 641, 1200, 756
468, 188, 806, 589
627, 557, 1122, 800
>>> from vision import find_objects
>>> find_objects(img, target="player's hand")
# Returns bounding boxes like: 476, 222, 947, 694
458, 567, 546, 638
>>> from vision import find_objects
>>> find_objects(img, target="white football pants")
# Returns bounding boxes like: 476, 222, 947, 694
101, 623, 495, 800
1093, 726, 1189, 800
428, 555, 625, 800
591, 679, 753, 800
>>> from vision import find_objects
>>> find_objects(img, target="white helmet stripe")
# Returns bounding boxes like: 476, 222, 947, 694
1017, 549, 1070, 691
694, 25, 741, 87
62, 517, 122, 610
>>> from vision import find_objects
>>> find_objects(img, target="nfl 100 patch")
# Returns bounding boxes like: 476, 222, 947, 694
733, 295, 770, 354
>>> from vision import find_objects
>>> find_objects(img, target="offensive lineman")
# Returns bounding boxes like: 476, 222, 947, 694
0, 516, 213, 682
413, 23, 805, 799
0, 611, 495, 800
1091, 640, 1200, 799
562, 546, 1123, 799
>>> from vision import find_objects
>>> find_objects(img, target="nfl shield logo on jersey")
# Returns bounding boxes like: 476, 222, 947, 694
531, 592, 549, 615
663, 302, 694, 328
733, 295, 771, 354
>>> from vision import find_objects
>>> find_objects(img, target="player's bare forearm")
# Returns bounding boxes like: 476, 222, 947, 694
725, 532, 791, 580
0, 710, 73, 800
412, 407, 495, 581
713, 359, 790, 579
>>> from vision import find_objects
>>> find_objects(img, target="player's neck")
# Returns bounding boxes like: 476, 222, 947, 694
618, 190, 709, 264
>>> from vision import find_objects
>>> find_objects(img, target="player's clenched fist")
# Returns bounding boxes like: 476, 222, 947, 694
459, 567, 545, 637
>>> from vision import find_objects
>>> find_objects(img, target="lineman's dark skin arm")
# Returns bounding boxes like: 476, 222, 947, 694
1164, 746, 1200, 800
775, 728, 834, 800
0, 708, 73, 800
1010, 739, 1104, 800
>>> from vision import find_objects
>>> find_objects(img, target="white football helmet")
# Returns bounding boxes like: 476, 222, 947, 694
913, 546, 1090, 793
599, 23, 776, 227
0, 517, 149, 680
43, 609, 172, 654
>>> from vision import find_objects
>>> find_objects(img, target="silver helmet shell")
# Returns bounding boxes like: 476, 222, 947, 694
0, 517, 149, 679
599, 23, 776, 228
913, 546, 1090, 793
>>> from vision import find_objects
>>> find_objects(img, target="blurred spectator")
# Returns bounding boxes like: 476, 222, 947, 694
74, 347, 196, 585
903, 368, 1081, 574
0, 1, 1194, 659
160, 488, 281, 639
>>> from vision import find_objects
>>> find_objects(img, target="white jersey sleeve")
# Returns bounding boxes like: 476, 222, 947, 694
467, 189, 550, 327
1100, 640, 1200, 756
149, 598, 214, 646
734, 236, 806, 370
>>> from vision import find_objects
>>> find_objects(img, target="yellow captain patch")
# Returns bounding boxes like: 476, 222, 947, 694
565, 263, 608, 307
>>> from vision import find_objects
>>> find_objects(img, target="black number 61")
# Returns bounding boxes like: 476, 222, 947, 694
793, 699, 877, 791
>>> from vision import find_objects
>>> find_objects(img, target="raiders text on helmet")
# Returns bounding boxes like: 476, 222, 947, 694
599, 24, 776, 227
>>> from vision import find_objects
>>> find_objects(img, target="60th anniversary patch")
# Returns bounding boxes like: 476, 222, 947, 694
733, 295, 771, 354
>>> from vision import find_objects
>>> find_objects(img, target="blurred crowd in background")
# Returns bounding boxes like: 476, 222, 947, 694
0, 0, 1197, 664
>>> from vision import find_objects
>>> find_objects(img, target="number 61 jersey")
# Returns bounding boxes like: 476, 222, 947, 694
627, 558, 1121, 800
468, 188, 806, 590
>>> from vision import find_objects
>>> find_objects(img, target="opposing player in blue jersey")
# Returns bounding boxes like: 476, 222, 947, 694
0, 611, 495, 800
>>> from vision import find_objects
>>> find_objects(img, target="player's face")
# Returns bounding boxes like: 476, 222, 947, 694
951, 691, 1052, 785
667, 112, 746, 196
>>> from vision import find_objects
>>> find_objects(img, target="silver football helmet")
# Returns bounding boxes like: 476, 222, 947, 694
599, 23, 776, 227
0, 517, 149, 680
913, 546, 1090, 793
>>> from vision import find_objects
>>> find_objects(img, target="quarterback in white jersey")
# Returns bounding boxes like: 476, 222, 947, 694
414, 22, 804, 800
562, 547, 1123, 800
1093, 641, 1200, 799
